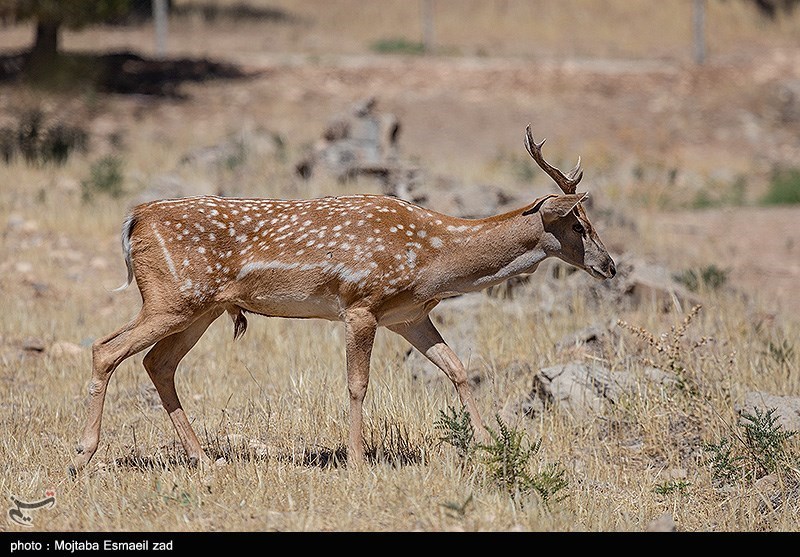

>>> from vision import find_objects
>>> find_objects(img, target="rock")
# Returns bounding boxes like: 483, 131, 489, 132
249, 439, 269, 458
14, 261, 33, 274
224, 434, 246, 447
534, 362, 629, 418
774, 79, 800, 123
49, 341, 84, 358
6, 214, 25, 229
21, 337, 46, 352
391, 174, 520, 219
621, 257, 703, 312
508, 360, 678, 421
555, 320, 620, 360
646, 512, 677, 532
296, 96, 402, 183
180, 125, 278, 169
661, 468, 687, 481
20, 220, 39, 234
55, 177, 79, 193
50, 249, 82, 263
735, 391, 800, 432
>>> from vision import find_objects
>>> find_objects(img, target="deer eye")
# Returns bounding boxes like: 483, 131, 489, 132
572, 223, 585, 235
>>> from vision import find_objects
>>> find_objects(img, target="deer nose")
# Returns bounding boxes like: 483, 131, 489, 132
608, 260, 617, 278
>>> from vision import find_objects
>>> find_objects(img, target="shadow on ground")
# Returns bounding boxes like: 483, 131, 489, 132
0, 49, 256, 97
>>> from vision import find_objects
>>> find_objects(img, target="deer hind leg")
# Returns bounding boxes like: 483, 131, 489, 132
389, 316, 489, 444
70, 310, 197, 475
344, 308, 378, 467
142, 308, 223, 468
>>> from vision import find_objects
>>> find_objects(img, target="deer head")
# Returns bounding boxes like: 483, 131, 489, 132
524, 125, 616, 280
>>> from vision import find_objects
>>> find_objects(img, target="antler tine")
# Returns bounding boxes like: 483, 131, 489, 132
567, 156, 583, 183
524, 124, 582, 194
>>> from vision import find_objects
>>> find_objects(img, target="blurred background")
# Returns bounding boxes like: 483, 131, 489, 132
0, 0, 799, 313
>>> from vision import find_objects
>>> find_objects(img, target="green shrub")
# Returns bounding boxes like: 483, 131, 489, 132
476, 415, 568, 504
654, 480, 691, 496
370, 38, 426, 55
673, 265, 729, 292
434, 405, 475, 460
0, 109, 88, 165
705, 407, 798, 486
762, 167, 800, 205
434, 409, 569, 505
81, 156, 125, 200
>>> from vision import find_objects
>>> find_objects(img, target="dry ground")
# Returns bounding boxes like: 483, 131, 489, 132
0, 1, 799, 532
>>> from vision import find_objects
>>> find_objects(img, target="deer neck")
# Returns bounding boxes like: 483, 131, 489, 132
423, 206, 548, 298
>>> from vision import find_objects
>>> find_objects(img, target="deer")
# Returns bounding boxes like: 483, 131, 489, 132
69, 125, 616, 475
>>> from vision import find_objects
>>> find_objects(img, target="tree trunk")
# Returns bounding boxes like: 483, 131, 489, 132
25, 19, 61, 80
30, 19, 60, 65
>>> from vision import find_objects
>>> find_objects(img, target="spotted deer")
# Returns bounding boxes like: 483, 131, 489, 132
70, 125, 616, 474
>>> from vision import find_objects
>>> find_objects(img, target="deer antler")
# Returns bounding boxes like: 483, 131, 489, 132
524, 124, 583, 194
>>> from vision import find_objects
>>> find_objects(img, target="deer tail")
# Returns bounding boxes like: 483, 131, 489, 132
112, 212, 136, 292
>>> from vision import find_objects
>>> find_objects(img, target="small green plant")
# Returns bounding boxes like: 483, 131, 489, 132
435, 410, 569, 505
81, 155, 125, 201
475, 415, 569, 504
476, 414, 541, 497
654, 479, 691, 496
434, 405, 475, 460
761, 167, 800, 205
705, 437, 746, 484
370, 38, 426, 55
224, 137, 248, 170
154, 481, 194, 506
529, 463, 569, 504
673, 265, 729, 292
740, 407, 797, 477
705, 407, 798, 486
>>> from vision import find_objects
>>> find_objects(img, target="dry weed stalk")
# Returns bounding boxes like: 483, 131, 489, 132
617, 304, 711, 395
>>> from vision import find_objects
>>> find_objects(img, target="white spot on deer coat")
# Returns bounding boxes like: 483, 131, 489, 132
151, 225, 178, 281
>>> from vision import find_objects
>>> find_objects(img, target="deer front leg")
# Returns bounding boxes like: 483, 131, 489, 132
389, 316, 489, 445
344, 307, 378, 467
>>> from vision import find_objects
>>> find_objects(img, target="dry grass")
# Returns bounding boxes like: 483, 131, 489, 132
1, 1, 799, 532
2, 156, 798, 531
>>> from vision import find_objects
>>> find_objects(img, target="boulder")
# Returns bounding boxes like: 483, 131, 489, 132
646, 512, 677, 532
506, 361, 677, 421
735, 391, 800, 432
49, 341, 84, 358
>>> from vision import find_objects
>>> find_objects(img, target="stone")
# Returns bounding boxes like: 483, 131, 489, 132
735, 391, 800, 433
49, 341, 84, 358
646, 512, 677, 532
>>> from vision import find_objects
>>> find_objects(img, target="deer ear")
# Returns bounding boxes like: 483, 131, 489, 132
540, 192, 589, 222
